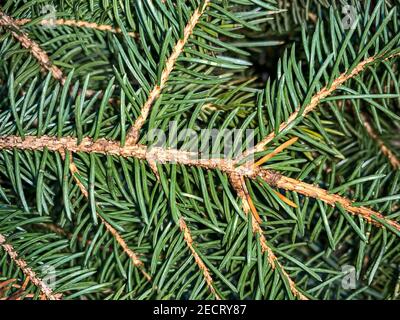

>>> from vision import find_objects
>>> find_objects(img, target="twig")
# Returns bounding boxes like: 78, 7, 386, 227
258, 170, 400, 232
229, 173, 308, 300
125, 0, 211, 145
179, 218, 221, 299
0, 11, 66, 84
0, 277, 36, 300
1, 135, 397, 233
15, 18, 138, 38
67, 153, 151, 281
360, 113, 400, 170
237, 54, 400, 163
0, 233, 62, 300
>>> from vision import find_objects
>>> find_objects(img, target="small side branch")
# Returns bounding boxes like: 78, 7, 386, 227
0, 277, 37, 300
360, 113, 400, 170
125, 0, 211, 144
229, 173, 308, 300
0, 233, 62, 300
0, 11, 65, 84
15, 18, 138, 38
179, 218, 221, 300
68, 154, 151, 281
237, 54, 400, 163
259, 170, 400, 232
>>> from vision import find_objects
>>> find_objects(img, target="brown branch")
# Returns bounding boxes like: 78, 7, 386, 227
237, 54, 400, 163
360, 113, 400, 170
15, 18, 138, 38
0, 11, 66, 84
1, 46, 150, 289
0, 134, 399, 233
125, 0, 211, 145
258, 170, 400, 232
37, 222, 92, 246
179, 218, 220, 299
229, 173, 308, 300
0, 277, 37, 300
1, 133, 399, 301
0, 233, 62, 300
0, 135, 232, 171
37, 222, 69, 237
1, 13, 112, 101
67, 153, 151, 281
46, 152, 220, 295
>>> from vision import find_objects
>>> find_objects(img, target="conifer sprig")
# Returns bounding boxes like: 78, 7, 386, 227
0, 0, 399, 300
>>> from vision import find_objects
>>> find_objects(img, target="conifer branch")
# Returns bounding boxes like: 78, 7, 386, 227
1, 134, 398, 235
0, 233, 62, 300
125, 0, 211, 145
2, 0, 399, 301
15, 18, 138, 38
1, 13, 106, 103
258, 170, 400, 232
0, 135, 232, 171
360, 113, 400, 170
179, 218, 221, 300
229, 174, 271, 260
36, 222, 90, 246
37, 223, 69, 238
0, 278, 18, 299
237, 54, 400, 163
229, 173, 308, 300
1, 12, 107, 100
36, 222, 121, 255
0, 278, 19, 291
67, 153, 151, 281
0, 11, 66, 84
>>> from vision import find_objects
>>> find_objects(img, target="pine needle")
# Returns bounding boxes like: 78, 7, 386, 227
253, 137, 299, 167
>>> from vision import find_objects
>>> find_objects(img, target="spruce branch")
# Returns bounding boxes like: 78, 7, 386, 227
259, 171, 400, 234
0, 233, 62, 300
36, 222, 121, 255
0, 11, 65, 84
360, 113, 400, 170
179, 218, 221, 300
229, 173, 308, 300
36, 222, 81, 243
67, 152, 151, 281
1, 0, 399, 300
1, 135, 398, 235
15, 18, 138, 38
125, 0, 211, 145
237, 54, 399, 164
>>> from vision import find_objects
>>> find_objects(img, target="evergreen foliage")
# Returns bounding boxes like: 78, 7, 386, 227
0, 0, 399, 300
